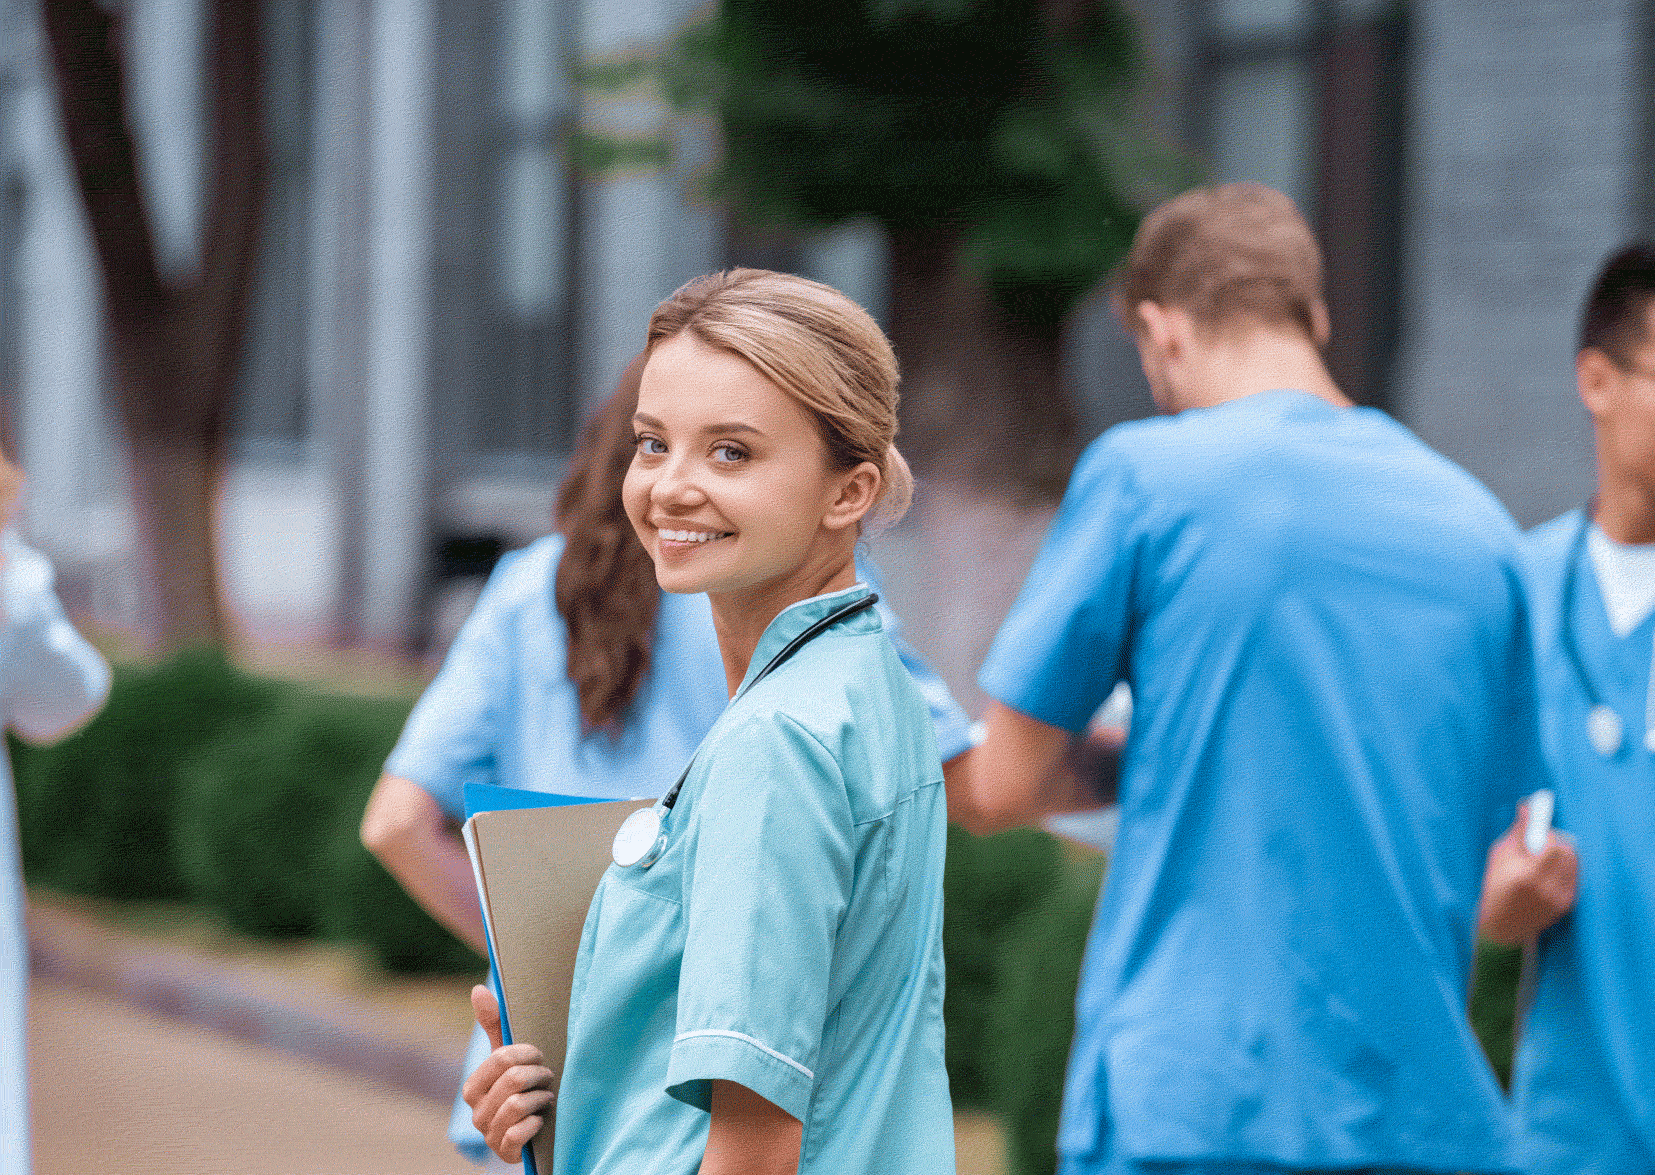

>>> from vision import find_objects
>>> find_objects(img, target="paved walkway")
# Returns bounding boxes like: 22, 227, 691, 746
31, 977, 465, 1175
27, 894, 1007, 1174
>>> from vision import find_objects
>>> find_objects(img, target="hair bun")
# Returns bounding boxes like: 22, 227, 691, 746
865, 444, 914, 536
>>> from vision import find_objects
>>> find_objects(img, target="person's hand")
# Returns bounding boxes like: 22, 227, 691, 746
462, 985, 555, 1162
1478, 803, 1579, 946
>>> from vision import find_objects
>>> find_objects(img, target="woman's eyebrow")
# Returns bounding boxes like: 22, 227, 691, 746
633, 412, 765, 438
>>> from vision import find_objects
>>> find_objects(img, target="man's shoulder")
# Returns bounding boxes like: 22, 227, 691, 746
1515, 510, 1583, 602
1521, 511, 1581, 561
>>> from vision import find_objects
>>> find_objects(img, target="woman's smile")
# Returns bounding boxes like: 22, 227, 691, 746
655, 527, 734, 545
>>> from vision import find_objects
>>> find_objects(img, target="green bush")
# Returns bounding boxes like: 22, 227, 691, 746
988, 855, 1104, 1175
175, 690, 411, 940
13, 647, 283, 900
1470, 939, 1523, 1088
323, 811, 485, 975
943, 824, 1065, 1107
14, 647, 482, 976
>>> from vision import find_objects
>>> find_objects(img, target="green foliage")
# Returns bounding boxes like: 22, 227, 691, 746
174, 691, 410, 940
15, 647, 481, 975
322, 813, 485, 975
659, 0, 1190, 330
13, 646, 283, 900
942, 824, 1065, 1106
1470, 939, 1523, 1088
989, 854, 1104, 1175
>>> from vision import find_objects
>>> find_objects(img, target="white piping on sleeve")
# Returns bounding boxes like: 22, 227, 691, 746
674, 1029, 815, 1080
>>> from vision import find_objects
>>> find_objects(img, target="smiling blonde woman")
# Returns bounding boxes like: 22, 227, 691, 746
464, 270, 954, 1175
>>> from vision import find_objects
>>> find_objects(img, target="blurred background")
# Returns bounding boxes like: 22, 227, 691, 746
0, 0, 1636, 1171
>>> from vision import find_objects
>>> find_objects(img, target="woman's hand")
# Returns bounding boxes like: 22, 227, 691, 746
462, 985, 556, 1163
1478, 803, 1579, 946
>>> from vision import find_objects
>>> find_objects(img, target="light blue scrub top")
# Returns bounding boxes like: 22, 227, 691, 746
979, 391, 1541, 1173
1513, 511, 1655, 1175
0, 533, 110, 1175
554, 584, 953, 1175
382, 535, 971, 1159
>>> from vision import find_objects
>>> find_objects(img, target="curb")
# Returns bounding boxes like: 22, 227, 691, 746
27, 902, 463, 1105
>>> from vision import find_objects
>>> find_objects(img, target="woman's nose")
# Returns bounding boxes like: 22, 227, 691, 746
652, 453, 706, 507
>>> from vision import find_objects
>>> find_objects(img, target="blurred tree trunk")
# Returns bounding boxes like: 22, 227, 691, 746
41, 0, 267, 650
886, 227, 1080, 503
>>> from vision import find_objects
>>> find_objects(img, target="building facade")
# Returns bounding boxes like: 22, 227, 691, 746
0, 0, 1645, 651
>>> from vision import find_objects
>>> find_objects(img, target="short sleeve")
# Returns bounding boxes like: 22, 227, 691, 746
383, 551, 534, 818
665, 714, 853, 1122
978, 438, 1147, 733
0, 534, 110, 743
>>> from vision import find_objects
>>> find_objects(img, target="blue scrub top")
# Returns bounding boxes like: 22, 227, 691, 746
1513, 511, 1655, 1175
555, 584, 953, 1175
382, 535, 971, 1159
979, 391, 1540, 1173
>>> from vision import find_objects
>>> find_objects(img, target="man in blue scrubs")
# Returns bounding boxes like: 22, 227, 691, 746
962, 183, 1542, 1174
1479, 243, 1655, 1175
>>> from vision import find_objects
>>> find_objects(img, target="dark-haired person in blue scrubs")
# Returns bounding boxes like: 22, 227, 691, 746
1479, 243, 1655, 1175
960, 183, 1544, 1175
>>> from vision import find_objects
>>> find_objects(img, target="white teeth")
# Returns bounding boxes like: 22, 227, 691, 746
660, 529, 724, 543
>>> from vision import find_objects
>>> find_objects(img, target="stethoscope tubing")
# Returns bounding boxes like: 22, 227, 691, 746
612, 592, 879, 869
1560, 506, 1655, 758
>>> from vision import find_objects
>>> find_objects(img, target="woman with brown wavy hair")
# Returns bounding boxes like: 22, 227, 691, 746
360, 348, 971, 1167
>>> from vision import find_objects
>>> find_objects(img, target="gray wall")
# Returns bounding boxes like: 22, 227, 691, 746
1395, 0, 1646, 526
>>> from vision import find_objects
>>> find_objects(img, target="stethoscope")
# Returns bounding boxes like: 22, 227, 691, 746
611, 592, 879, 869
1560, 508, 1655, 758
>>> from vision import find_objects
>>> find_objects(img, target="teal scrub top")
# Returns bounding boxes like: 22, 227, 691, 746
1514, 511, 1655, 1174
980, 392, 1538, 1172
382, 536, 972, 1160
554, 584, 954, 1175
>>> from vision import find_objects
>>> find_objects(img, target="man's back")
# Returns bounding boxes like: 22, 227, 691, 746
980, 389, 1537, 1171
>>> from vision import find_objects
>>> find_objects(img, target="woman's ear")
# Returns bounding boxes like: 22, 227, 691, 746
823, 462, 882, 532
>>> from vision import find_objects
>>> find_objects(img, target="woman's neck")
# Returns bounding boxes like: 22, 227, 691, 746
710, 553, 859, 696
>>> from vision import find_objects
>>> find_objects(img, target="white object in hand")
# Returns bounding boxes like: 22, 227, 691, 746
1524, 789, 1556, 856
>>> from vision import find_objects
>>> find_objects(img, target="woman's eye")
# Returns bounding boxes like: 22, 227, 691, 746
635, 435, 666, 456
711, 443, 747, 463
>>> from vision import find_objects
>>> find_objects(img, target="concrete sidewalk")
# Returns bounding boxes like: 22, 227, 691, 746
28, 894, 1008, 1173
27, 896, 471, 1105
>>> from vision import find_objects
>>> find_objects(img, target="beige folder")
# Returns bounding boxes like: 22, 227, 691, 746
463, 797, 655, 1175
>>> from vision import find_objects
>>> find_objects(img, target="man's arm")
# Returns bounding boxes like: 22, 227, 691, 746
957, 702, 1087, 836
360, 773, 487, 954
1478, 802, 1579, 946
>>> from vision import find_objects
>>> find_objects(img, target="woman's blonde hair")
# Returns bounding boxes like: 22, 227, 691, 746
645, 269, 914, 534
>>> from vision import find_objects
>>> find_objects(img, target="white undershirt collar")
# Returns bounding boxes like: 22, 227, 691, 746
1588, 524, 1655, 638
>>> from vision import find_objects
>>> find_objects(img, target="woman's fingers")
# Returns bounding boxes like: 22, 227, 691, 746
470, 1056, 554, 1139
472, 984, 504, 1051
461, 1043, 546, 1110
488, 1090, 555, 1160
482, 1086, 555, 1160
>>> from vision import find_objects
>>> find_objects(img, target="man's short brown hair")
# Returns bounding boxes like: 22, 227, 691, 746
1114, 183, 1325, 342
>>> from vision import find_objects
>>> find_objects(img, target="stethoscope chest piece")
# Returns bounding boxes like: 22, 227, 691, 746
608, 592, 882, 873
613, 806, 666, 869
1587, 703, 1624, 759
